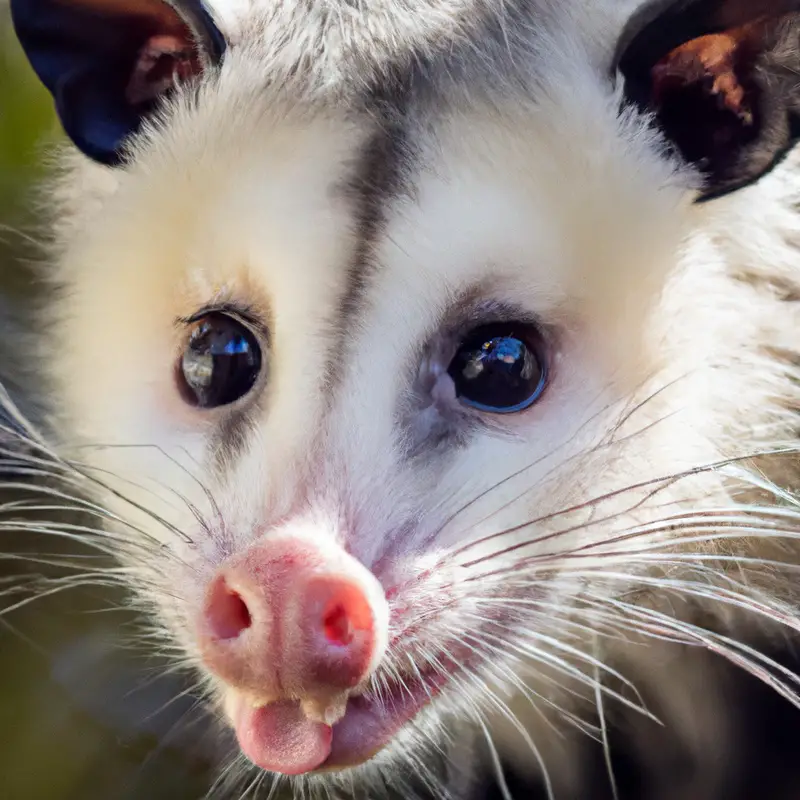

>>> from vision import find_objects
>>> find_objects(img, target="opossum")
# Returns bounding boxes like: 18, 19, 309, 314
5, 0, 800, 797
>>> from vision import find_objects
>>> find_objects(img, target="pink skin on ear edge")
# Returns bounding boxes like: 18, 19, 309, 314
126, 34, 200, 106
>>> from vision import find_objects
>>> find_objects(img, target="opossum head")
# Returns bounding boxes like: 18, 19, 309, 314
10, 0, 800, 793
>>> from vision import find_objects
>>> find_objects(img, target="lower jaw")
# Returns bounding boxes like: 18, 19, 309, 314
231, 672, 445, 776
325, 681, 443, 769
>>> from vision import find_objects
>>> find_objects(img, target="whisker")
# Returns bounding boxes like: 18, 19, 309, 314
457, 511, 800, 585
593, 660, 620, 800
78, 441, 225, 532
591, 595, 800, 710
459, 616, 655, 723
446, 449, 798, 566
452, 628, 601, 740
432, 375, 690, 549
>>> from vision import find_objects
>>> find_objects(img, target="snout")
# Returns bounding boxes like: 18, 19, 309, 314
197, 536, 389, 774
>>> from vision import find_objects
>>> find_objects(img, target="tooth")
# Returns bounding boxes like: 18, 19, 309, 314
301, 692, 349, 725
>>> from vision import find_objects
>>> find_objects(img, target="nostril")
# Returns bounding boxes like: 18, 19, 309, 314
323, 603, 354, 646
318, 583, 373, 648
206, 576, 252, 641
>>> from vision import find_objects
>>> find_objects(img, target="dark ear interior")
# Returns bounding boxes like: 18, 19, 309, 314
10, 0, 225, 165
616, 0, 800, 200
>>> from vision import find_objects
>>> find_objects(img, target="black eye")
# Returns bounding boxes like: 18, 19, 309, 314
448, 323, 547, 414
179, 313, 263, 408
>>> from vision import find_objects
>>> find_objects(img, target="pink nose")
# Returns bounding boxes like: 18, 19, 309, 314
199, 539, 381, 701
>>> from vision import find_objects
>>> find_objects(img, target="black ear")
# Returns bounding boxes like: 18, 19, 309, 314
10, 0, 225, 166
616, 0, 800, 200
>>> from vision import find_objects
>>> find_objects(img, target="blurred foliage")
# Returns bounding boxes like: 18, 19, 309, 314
0, 7, 56, 200
0, 8, 217, 800
0, 4, 57, 300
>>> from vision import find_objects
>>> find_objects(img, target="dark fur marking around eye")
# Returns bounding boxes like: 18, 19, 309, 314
175, 303, 269, 476
208, 408, 256, 477
179, 302, 267, 336
399, 293, 549, 462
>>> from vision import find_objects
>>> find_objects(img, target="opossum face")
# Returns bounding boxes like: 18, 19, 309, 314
11, 0, 800, 792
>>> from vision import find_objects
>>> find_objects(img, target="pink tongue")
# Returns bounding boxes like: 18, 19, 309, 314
235, 700, 333, 775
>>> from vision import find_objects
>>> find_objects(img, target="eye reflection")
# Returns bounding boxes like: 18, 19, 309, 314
448, 323, 547, 414
178, 313, 263, 408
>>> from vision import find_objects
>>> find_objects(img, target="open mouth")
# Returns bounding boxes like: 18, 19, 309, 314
229, 665, 448, 775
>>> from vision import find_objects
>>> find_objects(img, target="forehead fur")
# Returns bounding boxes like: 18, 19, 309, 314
48, 0, 694, 260
43, 0, 718, 479
51, 33, 691, 419
41, 0, 797, 562
203, 0, 643, 88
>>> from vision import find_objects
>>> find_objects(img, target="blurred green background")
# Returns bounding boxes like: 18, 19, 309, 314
0, 7, 220, 799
